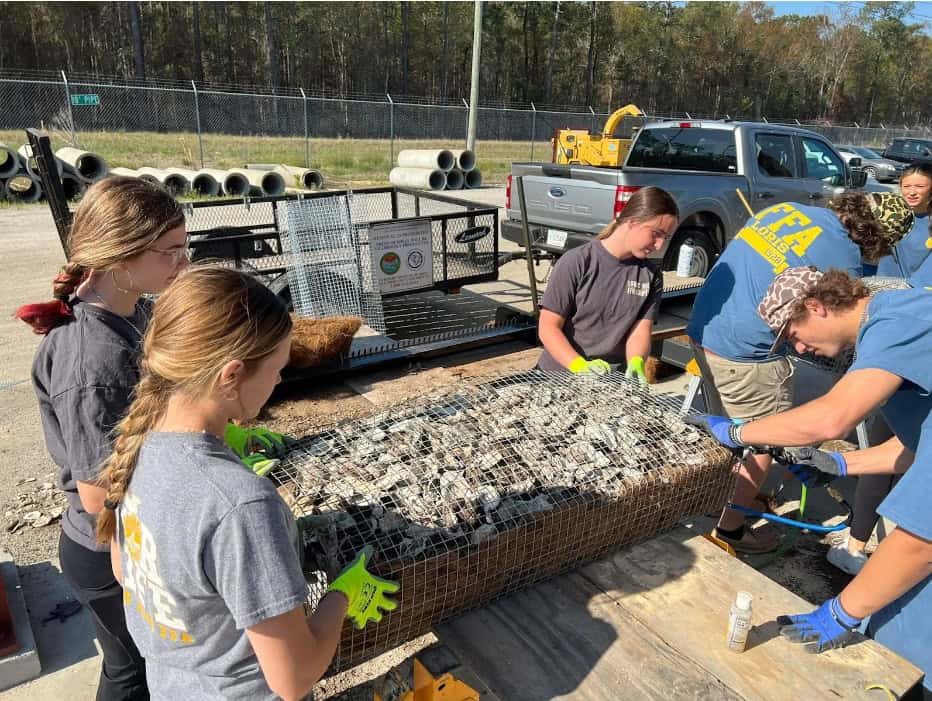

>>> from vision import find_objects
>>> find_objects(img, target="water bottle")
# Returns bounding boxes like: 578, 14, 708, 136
676, 239, 695, 278
725, 591, 753, 652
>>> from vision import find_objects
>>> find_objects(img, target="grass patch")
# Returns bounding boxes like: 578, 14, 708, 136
0, 129, 553, 189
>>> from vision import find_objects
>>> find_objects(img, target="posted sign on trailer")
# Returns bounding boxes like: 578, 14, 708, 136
368, 219, 433, 294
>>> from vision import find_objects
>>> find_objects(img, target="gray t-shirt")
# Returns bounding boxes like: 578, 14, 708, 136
537, 240, 662, 371
32, 299, 151, 551
117, 432, 308, 700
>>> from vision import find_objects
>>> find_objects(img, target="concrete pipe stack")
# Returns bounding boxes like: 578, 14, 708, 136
390, 149, 481, 191
0, 142, 108, 204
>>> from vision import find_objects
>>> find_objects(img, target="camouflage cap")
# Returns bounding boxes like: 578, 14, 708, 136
758, 266, 824, 354
870, 192, 914, 246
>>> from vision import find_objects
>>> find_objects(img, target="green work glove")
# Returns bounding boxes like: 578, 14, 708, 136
568, 356, 612, 376
624, 356, 648, 386
224, 422, 291, 459
327, 546, 400, 630
241, 453, 279, 478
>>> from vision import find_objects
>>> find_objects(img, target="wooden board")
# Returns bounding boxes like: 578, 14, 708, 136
437, 529, 923, 700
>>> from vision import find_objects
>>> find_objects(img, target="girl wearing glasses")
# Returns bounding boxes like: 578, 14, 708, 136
15, 176, 193, 700
536, 185, 679, 383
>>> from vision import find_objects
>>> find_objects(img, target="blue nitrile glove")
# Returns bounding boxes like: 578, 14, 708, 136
327, 546, 400, 630
625, 356, 648, 386
781, 447, 847, 488
224, 423, 292, 459
682, 413, 745, 450
777, 597, 861, 654
568, 356, 612, 376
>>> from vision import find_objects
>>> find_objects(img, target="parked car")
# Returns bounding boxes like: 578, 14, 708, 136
503, 120, 866, 277
836, 145, 904, 183
882, 137, 932, 166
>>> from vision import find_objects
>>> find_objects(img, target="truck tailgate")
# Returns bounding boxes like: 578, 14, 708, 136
518, 175, 618, 235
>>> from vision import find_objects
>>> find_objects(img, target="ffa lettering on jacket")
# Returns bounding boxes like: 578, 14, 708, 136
736, 203, 824, 273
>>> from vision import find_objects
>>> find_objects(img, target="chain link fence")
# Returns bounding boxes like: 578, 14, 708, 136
2, 71, 931, 173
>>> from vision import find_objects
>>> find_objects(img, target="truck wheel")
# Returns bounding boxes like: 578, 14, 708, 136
662, 229, 717, 278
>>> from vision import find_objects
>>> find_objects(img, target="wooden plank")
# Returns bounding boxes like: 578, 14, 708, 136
438, 570, 742, 701
438, 530, 923, 700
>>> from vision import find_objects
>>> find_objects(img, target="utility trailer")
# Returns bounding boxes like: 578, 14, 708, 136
27, 128, 537, 380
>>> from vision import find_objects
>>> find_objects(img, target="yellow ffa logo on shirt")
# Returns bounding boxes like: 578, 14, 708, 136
625, 280, 651, 297
735, 203, 824, 273
119, 492, 195, 644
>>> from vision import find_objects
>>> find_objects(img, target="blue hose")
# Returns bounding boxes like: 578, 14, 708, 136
727, 502, 849, 533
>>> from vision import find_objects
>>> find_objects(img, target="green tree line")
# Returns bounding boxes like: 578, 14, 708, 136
1, 1, 930, 126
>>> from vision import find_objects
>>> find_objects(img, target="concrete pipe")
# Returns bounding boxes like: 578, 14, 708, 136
445, 168, 465, 190
451, 149, 476, 172
230, 168, 286, 196
17, 145, 65, 178
195, 169, 245, 196
61, 171, 86, 201
275, 165, 325, 190
5, 174, 43, 203
397, 149, 455, 172
0, 143, 20, 178
56, 147, 108, 183
137, 168, 191, 197
111, 167, 141, 178
165, 168, 220, 197
389, 166, 447, 191
464, 168, 483, 189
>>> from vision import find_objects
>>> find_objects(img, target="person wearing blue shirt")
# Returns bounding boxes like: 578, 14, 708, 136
687, 192, 913, 553
877, 163, 932, 279
688, 267, 932, 691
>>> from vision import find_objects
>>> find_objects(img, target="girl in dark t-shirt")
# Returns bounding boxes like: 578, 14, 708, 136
536, 185, 679, 383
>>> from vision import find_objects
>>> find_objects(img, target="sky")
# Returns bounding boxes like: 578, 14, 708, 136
767, 1, 932, 28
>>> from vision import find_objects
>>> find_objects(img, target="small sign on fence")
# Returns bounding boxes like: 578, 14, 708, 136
70, 94, 100, 106
368, 219, 433, 294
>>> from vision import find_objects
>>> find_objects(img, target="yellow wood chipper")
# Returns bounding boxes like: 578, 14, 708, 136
551, 103, 644, 166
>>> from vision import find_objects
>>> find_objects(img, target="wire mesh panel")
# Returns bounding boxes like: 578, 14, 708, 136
280, 196, 387, 332
271, 371, 736, 672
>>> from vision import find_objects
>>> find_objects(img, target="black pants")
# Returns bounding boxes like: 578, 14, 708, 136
59, 532, 149, 701
850, 473, 899, 542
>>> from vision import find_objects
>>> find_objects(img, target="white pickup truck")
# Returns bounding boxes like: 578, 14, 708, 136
503, 120, 867, 276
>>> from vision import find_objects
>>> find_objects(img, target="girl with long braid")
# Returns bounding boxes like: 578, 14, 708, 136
95, 267, 397, 701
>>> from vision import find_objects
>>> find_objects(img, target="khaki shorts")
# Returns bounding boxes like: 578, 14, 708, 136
690, 343, 794, 421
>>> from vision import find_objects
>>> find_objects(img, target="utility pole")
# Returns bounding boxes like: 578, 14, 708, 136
466, 0, 483, 153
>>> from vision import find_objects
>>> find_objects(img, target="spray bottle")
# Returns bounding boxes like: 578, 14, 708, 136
676, 239, 695, 278
726, 591, 753, 652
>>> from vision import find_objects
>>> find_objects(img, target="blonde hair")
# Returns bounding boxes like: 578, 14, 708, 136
16, 176, 185, 334
95, 267, 292, 543
596, 186, 679, 240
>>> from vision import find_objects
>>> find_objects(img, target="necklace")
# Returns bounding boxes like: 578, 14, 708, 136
87, 284, 146, 342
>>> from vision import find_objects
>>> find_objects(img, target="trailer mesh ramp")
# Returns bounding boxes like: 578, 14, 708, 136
271, 371, 736, 673
280, 196, 387, 333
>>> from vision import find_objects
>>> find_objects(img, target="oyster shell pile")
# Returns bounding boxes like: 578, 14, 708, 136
276, 373, 715, 570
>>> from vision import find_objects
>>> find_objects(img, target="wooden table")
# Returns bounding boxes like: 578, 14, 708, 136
437, 528, 923, 700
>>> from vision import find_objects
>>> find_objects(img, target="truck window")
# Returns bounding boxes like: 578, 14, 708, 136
755, 134, 796, 178
801, 137, 844, 185
626, 127, 737, 173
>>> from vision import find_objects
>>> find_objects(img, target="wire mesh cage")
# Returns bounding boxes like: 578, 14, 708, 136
280, 195, 388, 332
271, 370, 736, 672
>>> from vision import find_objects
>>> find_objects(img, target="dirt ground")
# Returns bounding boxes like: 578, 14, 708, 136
0, 202, 868, 699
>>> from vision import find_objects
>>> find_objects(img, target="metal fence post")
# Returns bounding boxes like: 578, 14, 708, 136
300, 87, 309, 168
190, 81, 205, 168
386, 93, 395, 166
462, 98, 469, 145
61, 70, 77, 145
530, 102, 537, 161
589, 106, 596, 133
